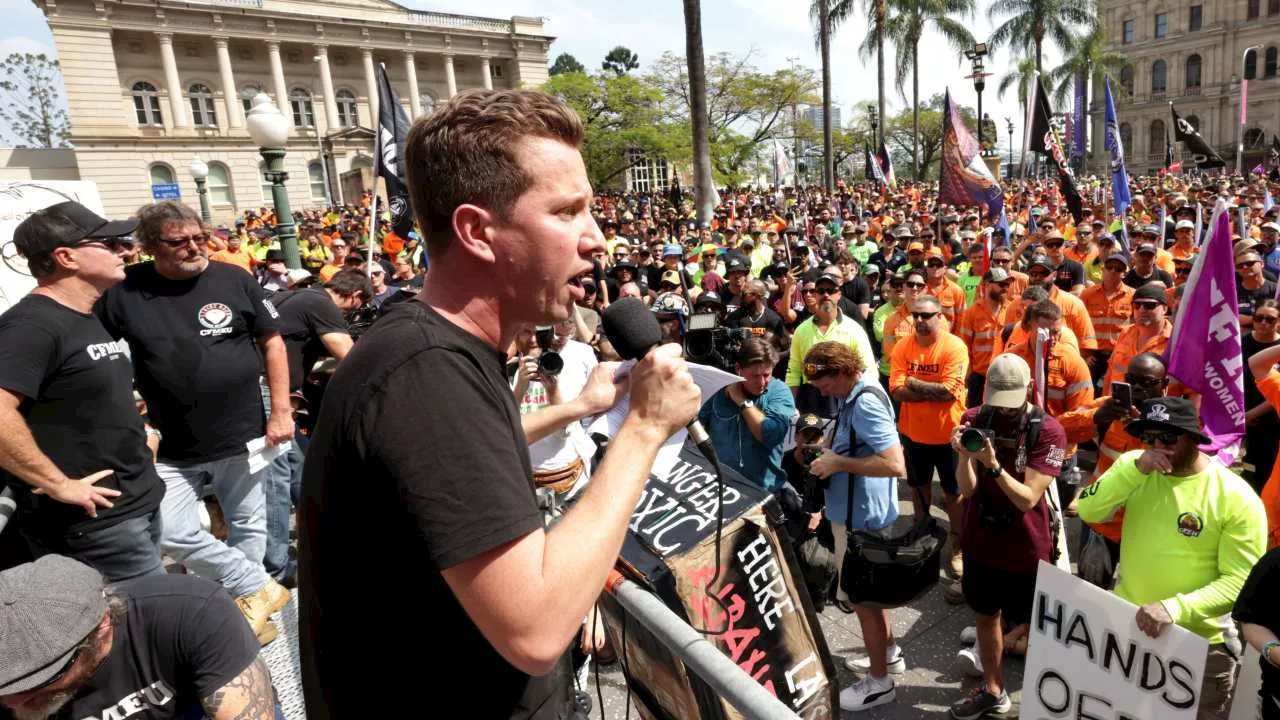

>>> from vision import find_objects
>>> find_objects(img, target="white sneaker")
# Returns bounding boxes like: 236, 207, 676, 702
839, 676, 896, 712
955, 647, 984, 678
843, 645, 906, 674
959, 626, 977, 646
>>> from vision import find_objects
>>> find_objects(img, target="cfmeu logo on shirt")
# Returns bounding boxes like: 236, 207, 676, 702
198, 303, 235, 337
85, 340, 127, 361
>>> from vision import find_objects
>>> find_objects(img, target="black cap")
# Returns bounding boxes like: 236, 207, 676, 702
725, 257, 749, 275
695, 291, 724, 308
264, 249, 286, 263
1133, 284, 1168, 305
796, 413, 823, 434
13, 201, 138, 260
1125, 397, 1210, 445
1027, 254, 1056, 271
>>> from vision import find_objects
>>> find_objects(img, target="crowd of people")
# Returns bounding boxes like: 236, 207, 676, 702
0, 84, 1277, 720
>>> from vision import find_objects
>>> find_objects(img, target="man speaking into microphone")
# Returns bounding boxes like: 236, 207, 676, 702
298, 88, 701, 719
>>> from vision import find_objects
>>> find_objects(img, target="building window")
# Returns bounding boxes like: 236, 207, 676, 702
1154, 13, 1167, 38
241, 85, 263, 116
188, 84, 218, 128
1151, 60, 1167, 95
149, 163, 175, 187
1119, 66, 1134, 95
1246, 49, 1258, 79
1148, 119, 1166, 154
207, 162, 233, 205
259, 162, 273, 201
626, 150, 671, 193
1185, 55, 1201, 89
489, 62, 504, 80
1267, 47, 1278, 78
336, 89, 358, 127
308, 161, 327, 200
132, 82, 163, 126
1122, 19, 1134, 43
420, 93, 437, 116
1119, 123, 1133, 160
1189, 4, 1202, 30
290, 88, 314, 128
1249, 0, 1260, 19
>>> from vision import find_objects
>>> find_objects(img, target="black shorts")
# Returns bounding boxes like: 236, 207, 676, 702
902, 436, 958, 496
961, 562, 1038, 625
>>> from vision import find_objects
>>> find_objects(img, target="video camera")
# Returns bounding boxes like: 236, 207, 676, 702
683, 312, 752, 372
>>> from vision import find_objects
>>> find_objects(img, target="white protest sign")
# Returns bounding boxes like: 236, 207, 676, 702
0, 182, 108, 316
1021, 561, 1209, 720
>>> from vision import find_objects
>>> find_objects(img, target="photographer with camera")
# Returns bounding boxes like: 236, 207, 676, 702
947, 353, 1067, 720
802, 341, 905, 713
699, 336, 795, 486
778, 414, 838, 610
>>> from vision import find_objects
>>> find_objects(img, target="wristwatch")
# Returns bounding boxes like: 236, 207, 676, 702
984, 465, 1002, 482
741, 399, 756, 409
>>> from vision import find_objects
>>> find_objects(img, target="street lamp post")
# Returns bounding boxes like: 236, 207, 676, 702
245, 93, 301, 270
1237, 45, 1260, 175
189, 157, 211, 224
1006, 118, 1014, 180
965, 43, 990, 148
868, 104, 878, 147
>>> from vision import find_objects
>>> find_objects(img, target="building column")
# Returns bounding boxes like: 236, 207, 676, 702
362, 48, 379, 121
481, 56, 492, 90
443, 54, 457, 98
315, 45, 340, 130
267, 41, 289, 116
156, 32, 188, 128
214, 38, 243, 128
404, 51, 421, 117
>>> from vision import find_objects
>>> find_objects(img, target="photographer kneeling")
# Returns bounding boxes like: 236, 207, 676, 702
802, 341, 906, 713
698, 337, 795, 491
947, 353, 1067, 720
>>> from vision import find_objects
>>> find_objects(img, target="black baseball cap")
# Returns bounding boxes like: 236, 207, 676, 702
1124, 397, 1210, 445
1133, 284, 1168, 305
14, 201, 137, 260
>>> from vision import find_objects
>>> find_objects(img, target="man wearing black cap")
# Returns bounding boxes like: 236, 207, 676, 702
1078, 397, 1267, 719
1102, 284, 1172, 395
0, 555, 274, 720
0, 201, 165, 583
1124, 243, 1172, 289
1236, 250, 1277, 330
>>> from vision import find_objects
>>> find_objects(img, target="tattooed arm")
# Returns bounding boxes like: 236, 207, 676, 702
202, 657, 276, 720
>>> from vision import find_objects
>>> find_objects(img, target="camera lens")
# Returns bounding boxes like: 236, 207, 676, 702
960, 428, 986, 453
538, 351, 563, 376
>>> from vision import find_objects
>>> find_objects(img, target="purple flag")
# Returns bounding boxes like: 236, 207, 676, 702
938, 89, 1003, 220
1072, 73, 1087, 158
1164, 199, 1245, 463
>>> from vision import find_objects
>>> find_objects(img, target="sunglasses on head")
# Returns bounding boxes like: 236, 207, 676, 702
1140, 429, 1183, 446
804, 362, 834, 379
912, 311, 939, 321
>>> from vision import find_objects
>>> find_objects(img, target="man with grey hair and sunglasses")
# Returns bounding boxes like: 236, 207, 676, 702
97, 201, 291, 645
0, 201, 163, 583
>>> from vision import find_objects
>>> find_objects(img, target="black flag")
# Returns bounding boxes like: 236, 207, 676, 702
1170, 105, 1225, 169
1271, 135, 1280, 165
374, 64, 414, 239
1164, 130, 1174, 169
1027, 77, 1084, 224
864, 143, 874, 182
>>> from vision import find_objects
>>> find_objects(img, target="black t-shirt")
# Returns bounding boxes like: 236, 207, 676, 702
97, 262, 279, 462
725, 304, 787, 339
0, 295, 162, 538
1243, 334, 1280, 411
52, 573, 259, 720
298, 300, 571, 719
271, 288, 349, 391
1123, 266, 1173, 289
1237, 279, 1278, 319
841, 277, 872, 308
1233, 545, 1280, 704
1053, 259, 1086, 292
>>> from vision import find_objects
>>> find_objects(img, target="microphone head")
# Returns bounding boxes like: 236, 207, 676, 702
602, 297, 663, 361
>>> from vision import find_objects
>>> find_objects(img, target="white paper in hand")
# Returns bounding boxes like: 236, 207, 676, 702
246, 436, 292, 475
587, 361, 743, 477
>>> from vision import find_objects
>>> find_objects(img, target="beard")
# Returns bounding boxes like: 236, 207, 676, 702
819, 300, 837, 314
11, 690, 75, 720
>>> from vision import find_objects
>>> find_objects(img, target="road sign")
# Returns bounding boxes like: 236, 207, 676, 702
151, 183, 181, 200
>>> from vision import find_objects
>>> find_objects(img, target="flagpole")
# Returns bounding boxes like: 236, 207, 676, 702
367, 191, 379, 276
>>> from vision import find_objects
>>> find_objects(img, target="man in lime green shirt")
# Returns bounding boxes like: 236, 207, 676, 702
786, 272, 877, 416
1077, 396, 1266, 719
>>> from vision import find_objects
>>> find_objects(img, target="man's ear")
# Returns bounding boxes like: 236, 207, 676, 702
451, 204, 497, 264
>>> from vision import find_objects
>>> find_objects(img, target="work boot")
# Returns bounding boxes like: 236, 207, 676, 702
256, 622, 279, 646
237, 578, 290, 638
948, 531, 964, 579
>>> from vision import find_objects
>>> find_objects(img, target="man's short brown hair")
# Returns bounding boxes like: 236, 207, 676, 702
404, 88, 583, 259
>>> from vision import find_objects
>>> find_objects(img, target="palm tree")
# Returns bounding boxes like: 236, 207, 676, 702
882, 0, 974, 180
828, 0, 890, 146
682, 0, 714, 222
997, 56, 1039, 115
1046, 21, 1131, 106
987, 0, 1096, 73
810, 0, 835, 190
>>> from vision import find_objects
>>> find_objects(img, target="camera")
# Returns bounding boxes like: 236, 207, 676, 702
959, 427, 994, 453
683, 312, 751, 371
534, 326, 562, 377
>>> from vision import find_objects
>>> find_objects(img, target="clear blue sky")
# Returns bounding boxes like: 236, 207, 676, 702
1, 0, 1055, 148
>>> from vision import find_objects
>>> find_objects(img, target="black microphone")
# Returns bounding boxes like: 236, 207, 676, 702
601, 298, 718, 464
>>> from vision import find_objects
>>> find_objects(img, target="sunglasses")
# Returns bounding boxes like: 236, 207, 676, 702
1133, 301, 1162, 310
74, 237, 135, 253
1237, 261, 1259, 269
912, 311, 939, 321
804, 362, 834, 379
1140, 430, 1183, 446
991, 258, 1012, 265
804, 287, 838, 296
1105, 264, 1126, 272
926, 261, 945, 268
27, 635, 93, 694
904, 280, 926, 289
1044, 241, 1065, 249
156, 234, 209, 249
1255, 314, 1279, 324
1175, 266, 1192, 275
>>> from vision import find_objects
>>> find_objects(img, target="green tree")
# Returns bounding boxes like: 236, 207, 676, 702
680, 3, 715, 221
987, 0, 1096, 73
542, 71, 685, 189
810, 0, 834, 191
650, 51, 819, 185
996, 56, 1039, 115
827, 0, 891, 145
549, 53, 585, 76
602, 46, 641, 76
884, 92, 977, 176
883, 0, 975, 180
0, 53, 70, 148
1046, 21, 1131, 106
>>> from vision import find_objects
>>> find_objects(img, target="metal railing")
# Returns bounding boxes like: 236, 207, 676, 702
404, 10, 511, 33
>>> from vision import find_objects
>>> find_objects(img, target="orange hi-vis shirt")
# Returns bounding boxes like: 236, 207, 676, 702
927, 277, 968, 326
1103, 320, 1172, 396
1058, 398, 1142, 542
882, 303, 952, 363
1255, 371, 1280, 549
1064, 244, 1097, 267
890, 332, 969, 445
209, 247, 254, 273
1006, 324, 1080, 355
1006, 335, 1095, 455
956, 299, 1013, 375
1080, 283, 1135, 352
1008, 285, 1098, 351
1170, 242, 1199, 262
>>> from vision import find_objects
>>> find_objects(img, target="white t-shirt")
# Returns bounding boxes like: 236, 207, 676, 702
515, 339, 598, 472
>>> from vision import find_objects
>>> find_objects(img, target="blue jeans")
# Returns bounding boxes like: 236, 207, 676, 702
262, 433, 304, 580
24, 509, 165, 583
157, 454, 270, 598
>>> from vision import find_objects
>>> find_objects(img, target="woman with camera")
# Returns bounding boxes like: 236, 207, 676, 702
697, 337, 795, 491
